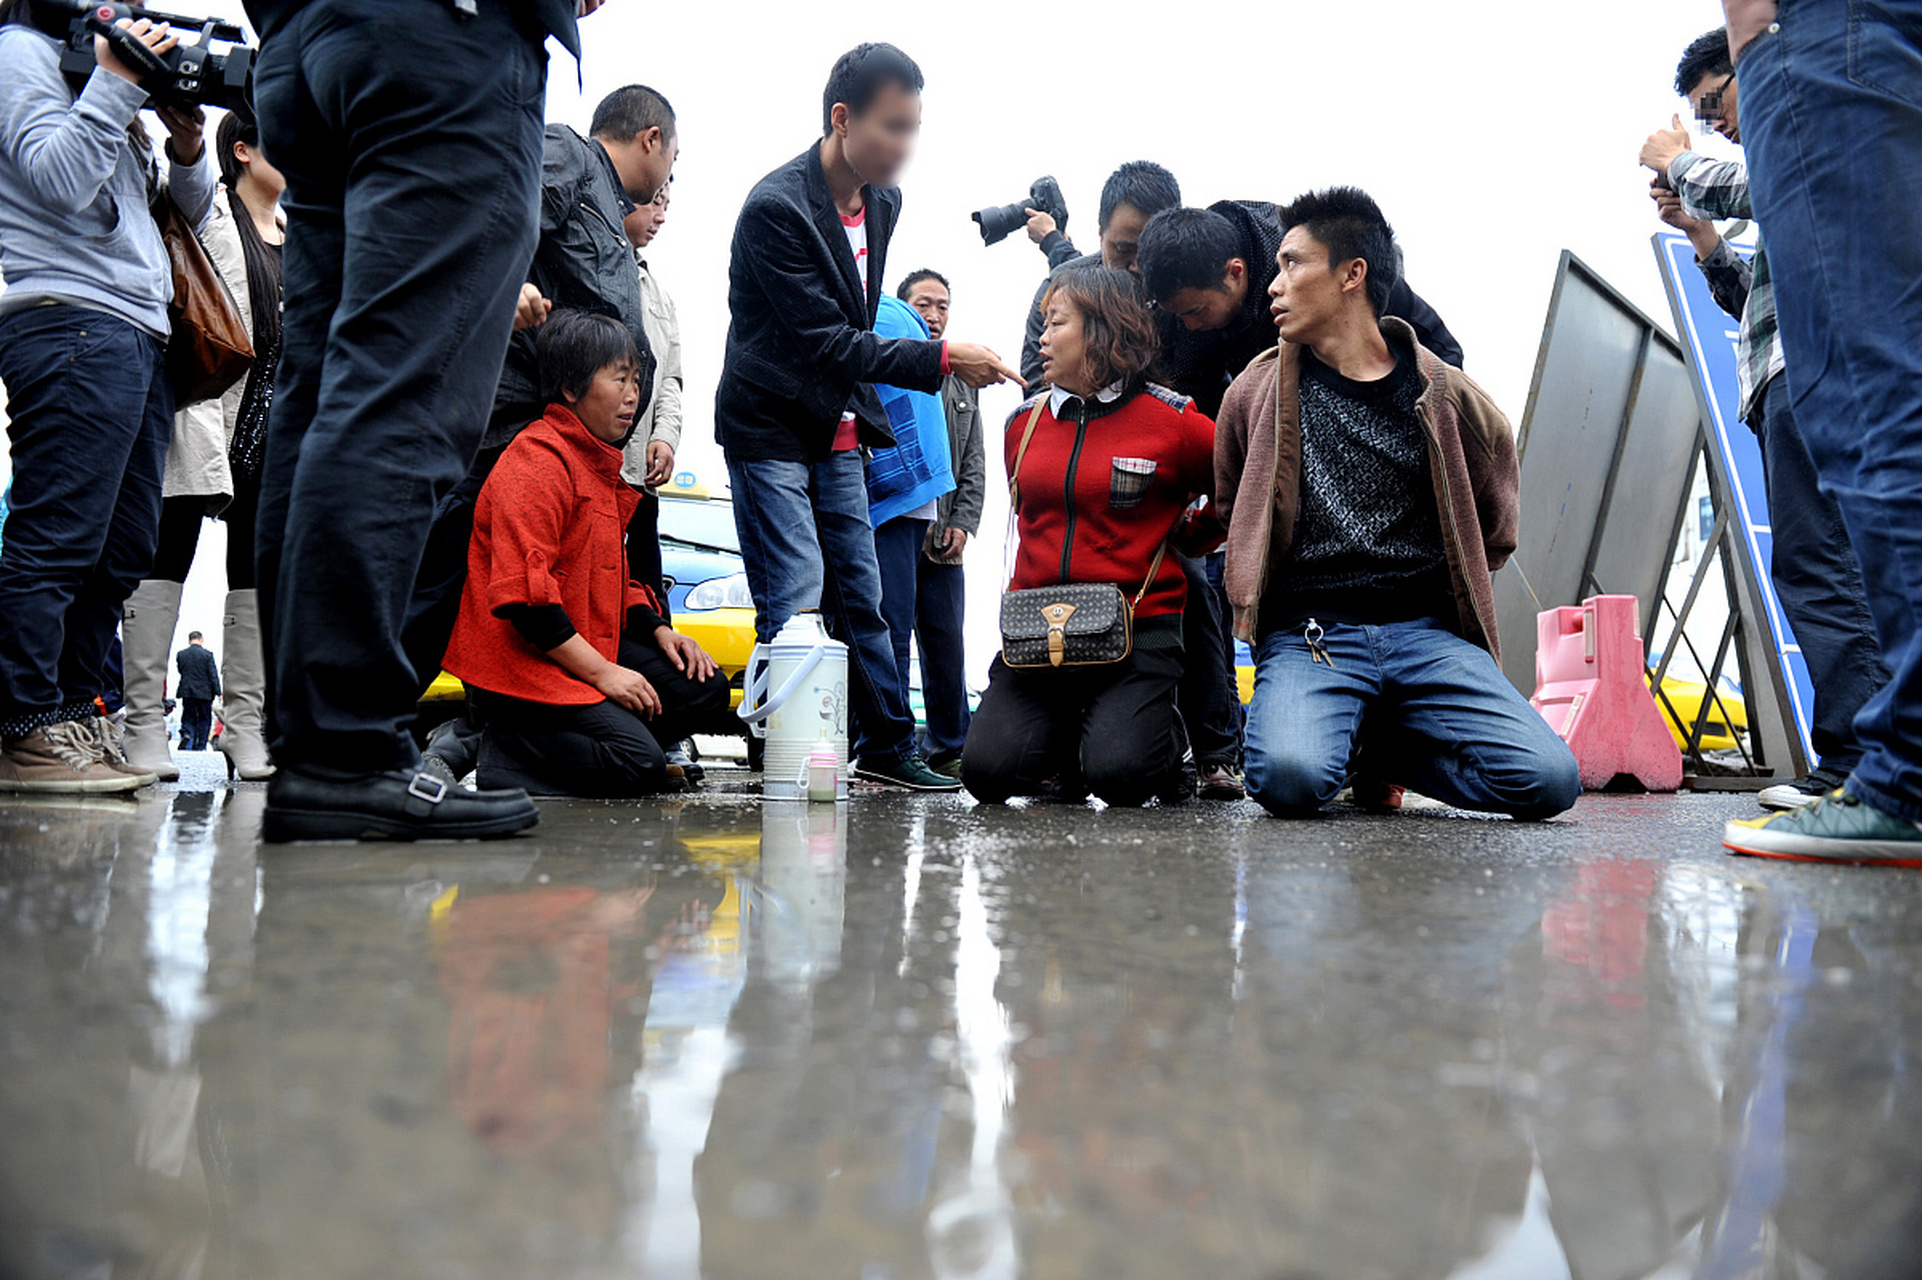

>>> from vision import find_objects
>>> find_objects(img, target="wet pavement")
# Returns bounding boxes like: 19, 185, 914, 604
2, 758, 1921, 1280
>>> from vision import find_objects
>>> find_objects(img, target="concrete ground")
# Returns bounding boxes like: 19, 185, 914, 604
2, 754, 1920, 1280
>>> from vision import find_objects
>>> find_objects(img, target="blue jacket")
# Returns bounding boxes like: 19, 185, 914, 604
0, 26, 215, 339
865, 295, 954, 527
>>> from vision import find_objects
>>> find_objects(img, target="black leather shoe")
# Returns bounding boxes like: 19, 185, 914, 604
263, 763, 539, 843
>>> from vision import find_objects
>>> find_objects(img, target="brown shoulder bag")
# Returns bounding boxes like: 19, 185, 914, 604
153, 192, 253, 405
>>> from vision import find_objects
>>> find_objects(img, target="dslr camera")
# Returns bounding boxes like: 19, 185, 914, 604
972, 175, 1069, 247
31, 0, 255, 120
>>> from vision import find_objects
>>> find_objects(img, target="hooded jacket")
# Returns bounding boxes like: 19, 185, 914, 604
715, 143, 944, 462
1214, 317, 1517, 658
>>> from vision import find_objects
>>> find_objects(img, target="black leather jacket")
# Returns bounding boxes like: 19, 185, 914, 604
487, 126, 657, 448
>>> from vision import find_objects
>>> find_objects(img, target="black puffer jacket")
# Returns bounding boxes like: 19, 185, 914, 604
1158, 199, 1465, 418
488, 126, 657, 447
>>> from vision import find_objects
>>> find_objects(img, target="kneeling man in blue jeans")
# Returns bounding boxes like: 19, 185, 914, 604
1214, 187, 1579, 820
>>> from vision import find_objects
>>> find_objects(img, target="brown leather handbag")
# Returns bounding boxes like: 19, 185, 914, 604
999, 401, 1172, 670
153, 193, 253, 404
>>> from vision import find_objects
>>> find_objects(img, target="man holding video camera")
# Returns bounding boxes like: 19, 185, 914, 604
244, 0, 602, 841
0, 3, 211, 793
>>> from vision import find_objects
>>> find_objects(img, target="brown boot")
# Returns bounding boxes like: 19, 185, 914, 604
82, 716, 159, 786
0, 722, 145, 793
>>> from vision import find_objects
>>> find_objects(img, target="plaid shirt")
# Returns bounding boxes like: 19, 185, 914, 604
1669, 151, 1782, 423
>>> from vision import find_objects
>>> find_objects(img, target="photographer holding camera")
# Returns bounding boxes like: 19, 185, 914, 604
0, 1, 212, 793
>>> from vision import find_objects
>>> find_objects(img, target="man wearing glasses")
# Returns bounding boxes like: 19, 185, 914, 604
1641, 28, 1889, 816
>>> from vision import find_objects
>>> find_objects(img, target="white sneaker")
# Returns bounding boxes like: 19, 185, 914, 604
1757, 769, 1850, 812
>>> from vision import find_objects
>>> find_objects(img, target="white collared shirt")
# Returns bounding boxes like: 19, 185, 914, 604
1047, 379, 1126, 418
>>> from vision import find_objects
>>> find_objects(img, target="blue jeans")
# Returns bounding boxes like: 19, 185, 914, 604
873, 514, 930, 717
1244, 618, 1580, 819
1740, 0, 1922, 818
252, 0, 546, 772
0, 307, 171, 739
726, 450, 916, 762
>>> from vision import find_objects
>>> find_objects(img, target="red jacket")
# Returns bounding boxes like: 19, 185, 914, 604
445, 405, 640, 705
1005, 383, 1216, 618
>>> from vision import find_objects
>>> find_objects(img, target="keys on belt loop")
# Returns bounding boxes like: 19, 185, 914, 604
1303, 618, 1334, 667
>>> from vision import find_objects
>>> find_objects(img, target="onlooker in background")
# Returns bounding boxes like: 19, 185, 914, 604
620, 178, 684, 616
444, 312, 731, 799
715, 42, 1018, 792
1720, 0, 1922, 865
963, 266, 1217, 808
123, 110, 286, 785
0, 6, 210, 793
864, 289, 954, 765
618, 178, 697, 777
901, 268, 983, 776
404, 84, 677, 714
175, 631, 221, 752
1019, 161, 1181, 386
1215, 187, 1577, 821
246, 0, 599, 841
1643, 28, 1889, 813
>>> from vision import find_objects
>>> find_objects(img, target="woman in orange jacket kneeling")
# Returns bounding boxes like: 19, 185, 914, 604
444, 311, 733, 797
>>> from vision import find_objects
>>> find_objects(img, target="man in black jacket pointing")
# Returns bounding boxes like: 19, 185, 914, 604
717, 43, 1020, 792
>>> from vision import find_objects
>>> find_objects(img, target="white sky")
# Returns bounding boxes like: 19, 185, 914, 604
3, 0, 1740, 683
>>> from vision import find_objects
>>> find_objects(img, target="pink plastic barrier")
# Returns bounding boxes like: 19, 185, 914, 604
1531, 594, 1683, 793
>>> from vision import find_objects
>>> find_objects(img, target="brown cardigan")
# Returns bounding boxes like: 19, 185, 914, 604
1214, 316, 1520, 659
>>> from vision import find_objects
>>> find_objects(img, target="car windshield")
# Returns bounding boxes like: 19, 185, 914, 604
659, 497, 740, 554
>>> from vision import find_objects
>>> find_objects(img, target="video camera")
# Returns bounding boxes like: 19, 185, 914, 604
972, 175, 1069, 247
31, 0, 255, 121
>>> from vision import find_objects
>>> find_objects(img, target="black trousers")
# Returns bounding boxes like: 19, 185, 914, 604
152, 472, 261, 588
1753, 377, 1891, 772
961, 626, 1185, 808
1178, 552, 1241, 768
473, 637, 735, 798
182, 697, 214, 751
251, 0, 547, 772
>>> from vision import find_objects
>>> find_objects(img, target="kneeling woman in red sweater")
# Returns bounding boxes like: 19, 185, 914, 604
962, 266, 1218, 808
445, 311, 733, 797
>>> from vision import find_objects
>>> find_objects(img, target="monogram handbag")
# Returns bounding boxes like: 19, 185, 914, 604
999, 401, 1172, 669
153, 191, 254, 405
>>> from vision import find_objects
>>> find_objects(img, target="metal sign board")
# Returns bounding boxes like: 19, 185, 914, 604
1496, 250, 1804, 782
1652, 231, 1817, 761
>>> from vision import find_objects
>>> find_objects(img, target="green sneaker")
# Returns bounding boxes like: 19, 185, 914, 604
926, 750, 963, 780
1724, 787, 1922, 867
854, 753, 963, 792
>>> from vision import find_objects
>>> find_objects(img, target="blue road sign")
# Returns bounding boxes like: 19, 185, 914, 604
1653, 231, 1817, 761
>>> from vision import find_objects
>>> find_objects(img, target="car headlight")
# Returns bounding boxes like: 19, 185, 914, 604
684, 572, 755, 611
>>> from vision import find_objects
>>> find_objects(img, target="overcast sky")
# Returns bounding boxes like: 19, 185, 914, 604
3, 0, 1740, 683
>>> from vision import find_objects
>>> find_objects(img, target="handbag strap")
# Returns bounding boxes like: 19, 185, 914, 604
1006, 399, 1047, 511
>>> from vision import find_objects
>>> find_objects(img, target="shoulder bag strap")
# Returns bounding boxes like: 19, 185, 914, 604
1007, 400, 1047, 512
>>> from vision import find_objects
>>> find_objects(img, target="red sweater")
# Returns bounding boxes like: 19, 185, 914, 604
1005, 384, 1216, 618
445, 405, 640, 705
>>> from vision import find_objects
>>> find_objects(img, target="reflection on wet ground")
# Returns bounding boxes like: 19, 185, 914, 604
2, 771, 1921, 1279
